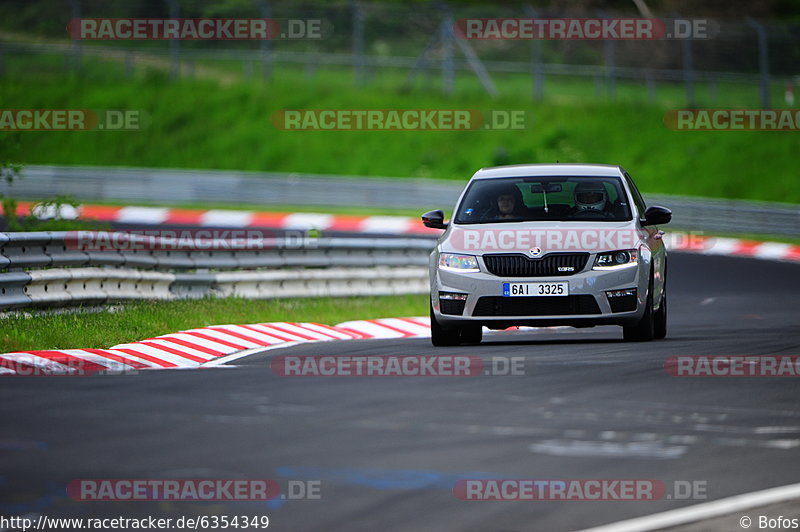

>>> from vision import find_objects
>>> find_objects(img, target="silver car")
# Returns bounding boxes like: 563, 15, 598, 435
422, 164, 672, 346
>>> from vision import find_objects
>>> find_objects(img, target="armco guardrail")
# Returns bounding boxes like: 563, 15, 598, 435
647, 194, 800, 238
0, 232, 433, 310
4, 166, 799, 238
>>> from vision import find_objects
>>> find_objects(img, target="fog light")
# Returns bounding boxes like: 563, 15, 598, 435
439, 292, 468, 301
606, 289, 637, 298
439, 292, 468, 316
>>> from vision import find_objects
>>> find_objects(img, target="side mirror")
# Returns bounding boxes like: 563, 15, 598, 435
643, 205, 672, 226
421, 209, 448, 230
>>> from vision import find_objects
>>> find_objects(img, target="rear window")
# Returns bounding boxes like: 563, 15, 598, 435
454, 176, 633, 224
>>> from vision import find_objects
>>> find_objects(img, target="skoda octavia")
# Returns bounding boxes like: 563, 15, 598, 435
422, 164, 672, 346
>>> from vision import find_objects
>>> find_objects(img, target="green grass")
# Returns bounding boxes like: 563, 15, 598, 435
2, 54, 799, 204
0, 294, 428, 352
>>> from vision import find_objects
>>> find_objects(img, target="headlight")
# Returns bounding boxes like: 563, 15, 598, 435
439, 253, 480, 272
593, 249, 638, 270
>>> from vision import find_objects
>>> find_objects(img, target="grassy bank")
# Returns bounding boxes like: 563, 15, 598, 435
0, 295, 428, 352
1, 56, 799, 203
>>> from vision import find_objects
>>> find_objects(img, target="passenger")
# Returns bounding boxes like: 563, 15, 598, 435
496, 193, 518, 220
483, 184, 525, 221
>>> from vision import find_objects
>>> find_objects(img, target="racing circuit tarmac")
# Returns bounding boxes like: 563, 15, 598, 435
1, 253, 799, 531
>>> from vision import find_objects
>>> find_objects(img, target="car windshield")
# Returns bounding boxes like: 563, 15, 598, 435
454, 176, 633, 224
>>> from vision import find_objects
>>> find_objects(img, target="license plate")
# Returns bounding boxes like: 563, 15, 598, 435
503, 282, 569, 297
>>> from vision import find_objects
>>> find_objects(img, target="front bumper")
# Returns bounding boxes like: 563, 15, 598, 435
431, 259, 647, 328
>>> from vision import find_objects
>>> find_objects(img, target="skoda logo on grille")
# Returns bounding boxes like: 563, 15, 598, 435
529, 247, 543, 257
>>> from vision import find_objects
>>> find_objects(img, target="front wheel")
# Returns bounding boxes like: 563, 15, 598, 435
430, 306, 483, 346
460, 324, 483, 345
623, 278, 655, 342
430, 305, 461, 346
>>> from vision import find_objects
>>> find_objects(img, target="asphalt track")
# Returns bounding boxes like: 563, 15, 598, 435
1, 253, 799, 531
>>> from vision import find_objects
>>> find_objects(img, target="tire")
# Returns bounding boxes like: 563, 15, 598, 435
430, 305, 461, 346
653, 277, 667, 340
623, 274, 655, 342
430, 305, 483, 346
460, 324, 483, 345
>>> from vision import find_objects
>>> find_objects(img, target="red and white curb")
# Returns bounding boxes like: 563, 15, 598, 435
7, 202, 800, 262
0, 317, 433, 376
8, 202, 439, 236
666, 234, 800, 262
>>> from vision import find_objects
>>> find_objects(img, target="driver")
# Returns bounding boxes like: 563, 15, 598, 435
573, 181, 610, 217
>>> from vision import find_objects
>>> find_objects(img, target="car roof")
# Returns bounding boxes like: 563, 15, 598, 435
472, 163, 625, 179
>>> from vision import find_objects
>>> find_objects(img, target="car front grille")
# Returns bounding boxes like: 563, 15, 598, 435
473, 295, 601, 316
482, 253, 589, 277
